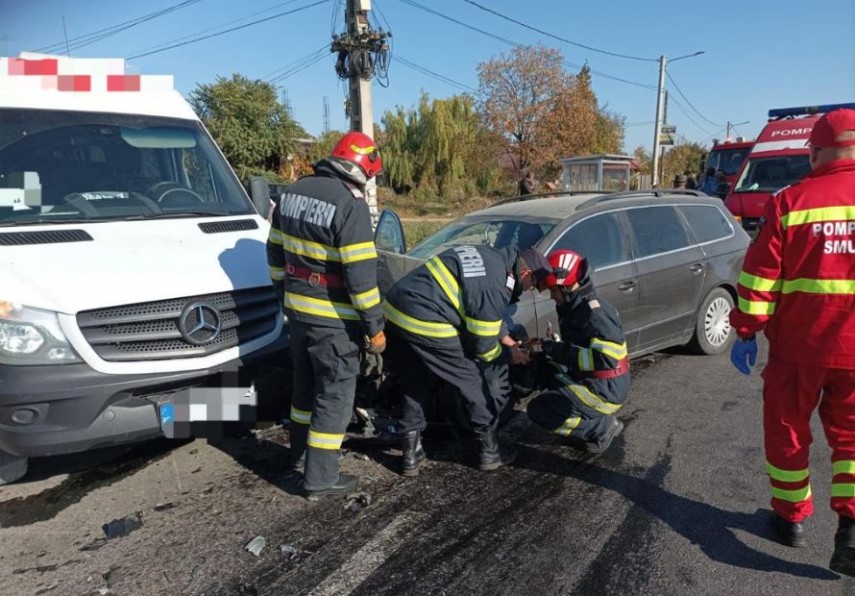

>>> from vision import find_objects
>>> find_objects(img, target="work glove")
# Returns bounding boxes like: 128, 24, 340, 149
366, 330, 386, 355
730, 336, 757, 375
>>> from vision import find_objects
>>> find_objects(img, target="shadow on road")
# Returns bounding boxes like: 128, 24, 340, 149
514, 442, 839, 581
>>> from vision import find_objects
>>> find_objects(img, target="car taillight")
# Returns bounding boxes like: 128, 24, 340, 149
733, 215, 742, 223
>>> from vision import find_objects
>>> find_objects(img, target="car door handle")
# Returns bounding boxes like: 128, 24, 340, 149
618, 280, 636, 292
689, 263, 705, 274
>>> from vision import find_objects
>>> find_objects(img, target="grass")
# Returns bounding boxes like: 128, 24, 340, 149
402, 219, 449, 249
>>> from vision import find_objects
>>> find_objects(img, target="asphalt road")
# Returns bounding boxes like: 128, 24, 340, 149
1, 340, 852, 595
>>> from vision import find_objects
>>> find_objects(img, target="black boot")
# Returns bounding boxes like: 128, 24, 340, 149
402, 430, 426, 477
303, 474, 359, 502
769, 513, 806, 548
585, 418, 625, 455
475, 426, 517, 471
830, 516, 855, 575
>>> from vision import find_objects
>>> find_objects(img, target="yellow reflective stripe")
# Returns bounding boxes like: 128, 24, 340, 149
739, 271, 781, 292
834, 461, 855, 475
738, 296, 776, 316
781, 205, 855, 229
290, 406, 312, 425
578, 348, 593, 371
558, 375, 621, 415
832, 484, 855, 498
267, 229, 283, 245
284, 292, 360, 320
781, 279, 855, 295
383, 302, 458, 338
426, 257, 462, 313
772, 484, 812, 502
477, 343, 502, 362
591, 339, 627, 360
767, 462, 809, 482
269, 265, 285, 281
350, 287, 381, 310
554, 416, 581, 437
340, 240, 378, 264
282, 234, 341, 262
307, 430, 344, 450
466, 317, 502, 337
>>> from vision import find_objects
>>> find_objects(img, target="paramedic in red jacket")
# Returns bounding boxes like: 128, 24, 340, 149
729, 108, 855, 576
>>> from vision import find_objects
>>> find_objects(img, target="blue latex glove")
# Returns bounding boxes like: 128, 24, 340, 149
730, 337, 758, 375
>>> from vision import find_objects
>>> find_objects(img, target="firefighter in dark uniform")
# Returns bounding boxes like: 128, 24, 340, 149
267, 131, 385, 500
382, 246, 550, 475
526, 249, 629, 454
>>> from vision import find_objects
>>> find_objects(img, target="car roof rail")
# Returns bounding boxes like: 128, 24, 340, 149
491, 189, 608, 206
576, 189, 708, 210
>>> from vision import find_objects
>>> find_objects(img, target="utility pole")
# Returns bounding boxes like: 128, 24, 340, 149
651, 55, 667, 188
651, 51, 704, 188
322, 96, 330, 135
332, 0, 389, 222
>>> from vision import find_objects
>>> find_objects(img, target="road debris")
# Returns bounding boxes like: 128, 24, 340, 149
344, 492, 371, 513
153, 502, 175, 512
244, 536, 267, 557
101, 512, 143, 539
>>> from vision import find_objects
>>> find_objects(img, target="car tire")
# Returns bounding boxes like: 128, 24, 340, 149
688, 287, 735, 355
0, 450, 28, 486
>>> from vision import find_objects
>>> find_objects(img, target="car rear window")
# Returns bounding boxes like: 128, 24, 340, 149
626, 206, 690, 257
551, 212, 629, 270
679, 205, 733, 244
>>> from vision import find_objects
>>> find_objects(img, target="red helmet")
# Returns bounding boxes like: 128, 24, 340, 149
541, 250, 586, 290
330, 131, 383, 179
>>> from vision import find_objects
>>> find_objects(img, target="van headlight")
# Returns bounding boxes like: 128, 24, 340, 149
0, 302, 81, 365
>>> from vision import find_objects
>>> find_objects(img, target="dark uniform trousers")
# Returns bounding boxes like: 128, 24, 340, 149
527, 363, 630, 447
386, 329, 509, 433
288, 320, 362, 490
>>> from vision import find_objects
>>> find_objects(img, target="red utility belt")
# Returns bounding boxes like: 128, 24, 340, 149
285, 263, 344, 288
577, 358, 630, 380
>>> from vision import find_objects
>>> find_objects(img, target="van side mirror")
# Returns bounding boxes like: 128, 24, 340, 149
248, 176, 272, 219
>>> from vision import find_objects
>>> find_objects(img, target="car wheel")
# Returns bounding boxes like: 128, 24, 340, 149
0, 450, 28, 486
688, 287, 735, 355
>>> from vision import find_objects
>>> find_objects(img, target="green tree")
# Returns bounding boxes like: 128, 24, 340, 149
661, 139, 706, 188
190, 74, 302, 181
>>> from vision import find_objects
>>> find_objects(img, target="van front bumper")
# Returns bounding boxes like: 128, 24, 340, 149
0, 332, 289, 458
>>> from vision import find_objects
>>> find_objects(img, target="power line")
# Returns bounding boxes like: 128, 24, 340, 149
665, 71, 724, 128
397, 0, 654, 91
463, 0, 656, 62
268, 48, 330, 84
130, 0, 305, 58
668, 95, 718, 137
395, 55, 477, 93
128, 0, 331, 60
263, 44, 329, 80
35, 0, 203, 54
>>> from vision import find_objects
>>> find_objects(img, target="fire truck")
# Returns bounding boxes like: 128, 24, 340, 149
703, 138, 753, 187
724, 102, 855, 232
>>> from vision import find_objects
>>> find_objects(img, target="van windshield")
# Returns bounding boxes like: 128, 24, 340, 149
733, 155, 811, 193
0, 108, 253, 226
706, 147, 750, 176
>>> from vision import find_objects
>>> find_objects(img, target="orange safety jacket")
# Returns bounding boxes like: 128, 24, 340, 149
730, 159, 855, 369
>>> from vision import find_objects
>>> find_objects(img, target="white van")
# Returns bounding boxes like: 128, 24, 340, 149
0, 55, 287, 483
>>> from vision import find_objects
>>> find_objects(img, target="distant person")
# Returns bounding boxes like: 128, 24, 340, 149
699, 166, 718, 194
686, 172, 698, 190
728, 108, 855, 576
672, 173, 687, 189
714, 170, 729, 199
518, 171, 534, 196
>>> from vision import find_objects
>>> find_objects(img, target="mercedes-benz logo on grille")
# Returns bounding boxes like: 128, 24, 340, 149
179, 302, 222, 345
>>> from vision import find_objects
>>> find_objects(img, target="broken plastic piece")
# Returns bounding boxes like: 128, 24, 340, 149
102, 512, 143, 539
244, 536, 267, 557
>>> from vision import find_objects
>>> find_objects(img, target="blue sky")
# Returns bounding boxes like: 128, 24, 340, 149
4, 0, 854, 155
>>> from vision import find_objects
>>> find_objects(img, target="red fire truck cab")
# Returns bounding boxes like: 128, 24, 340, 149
704, 138, 753, 187
724, 102, 855, 232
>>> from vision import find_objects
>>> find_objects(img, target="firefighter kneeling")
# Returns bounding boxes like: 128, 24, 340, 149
525, 250, 629, 454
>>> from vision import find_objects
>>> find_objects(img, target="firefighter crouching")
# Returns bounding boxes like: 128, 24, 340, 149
525, 250, 629, 454
267, 131, 385, 501
380, 246, 548, 476
728, 108, 855, 574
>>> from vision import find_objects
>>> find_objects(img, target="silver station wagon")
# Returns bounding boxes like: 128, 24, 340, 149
374, 190, 751, 357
